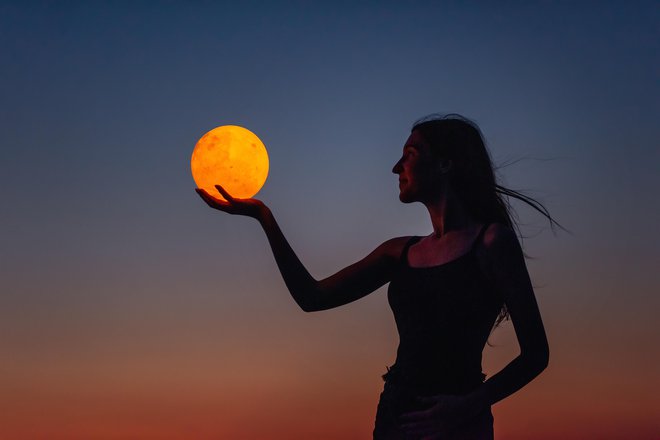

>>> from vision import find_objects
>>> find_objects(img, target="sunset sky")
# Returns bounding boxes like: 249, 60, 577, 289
1, 1, 659, 439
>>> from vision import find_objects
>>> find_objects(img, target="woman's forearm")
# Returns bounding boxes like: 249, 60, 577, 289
470, 349, 549, 410
257, 207, 320, 311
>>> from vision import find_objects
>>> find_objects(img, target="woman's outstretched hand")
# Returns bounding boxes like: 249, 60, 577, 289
195, 184, 268, 220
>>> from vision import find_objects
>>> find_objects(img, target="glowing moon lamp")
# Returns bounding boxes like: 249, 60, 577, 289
191, 125, 269, 201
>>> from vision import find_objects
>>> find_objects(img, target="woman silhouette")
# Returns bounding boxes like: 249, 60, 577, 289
196, 114, 551, 440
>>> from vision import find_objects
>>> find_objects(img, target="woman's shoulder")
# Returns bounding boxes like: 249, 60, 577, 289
473, 223, 522, 282
375, 236, 419, 262
478, 222, 523, 263
482, 222, 517, 246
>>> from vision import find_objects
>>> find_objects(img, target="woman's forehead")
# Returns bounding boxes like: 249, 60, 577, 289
404, 130, 429, 150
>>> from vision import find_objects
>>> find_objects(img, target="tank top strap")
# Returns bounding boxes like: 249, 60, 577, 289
469, 223, 491, 252
400, 236, 422, 265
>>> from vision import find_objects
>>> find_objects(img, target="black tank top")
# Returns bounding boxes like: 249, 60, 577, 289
385, 224, 503, 395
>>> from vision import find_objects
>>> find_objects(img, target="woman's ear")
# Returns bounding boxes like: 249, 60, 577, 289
438, 159, 453, 175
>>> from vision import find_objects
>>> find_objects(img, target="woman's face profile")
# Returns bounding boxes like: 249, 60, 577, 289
392, 130, 443, 203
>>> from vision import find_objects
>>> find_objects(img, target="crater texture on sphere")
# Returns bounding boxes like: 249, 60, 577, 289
191, 125, 269, 200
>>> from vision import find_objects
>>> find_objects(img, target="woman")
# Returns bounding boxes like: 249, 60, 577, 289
196, 114, 552, 439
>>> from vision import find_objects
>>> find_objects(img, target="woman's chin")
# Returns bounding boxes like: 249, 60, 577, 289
398, 191, 416, 203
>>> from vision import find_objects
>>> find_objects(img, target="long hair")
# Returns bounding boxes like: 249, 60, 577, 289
412, 113, 563, 326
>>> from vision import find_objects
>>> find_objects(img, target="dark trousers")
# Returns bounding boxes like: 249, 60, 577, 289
373, 381, 494, 440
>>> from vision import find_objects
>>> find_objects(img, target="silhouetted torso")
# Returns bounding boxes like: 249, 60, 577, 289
385, 223, 502, 395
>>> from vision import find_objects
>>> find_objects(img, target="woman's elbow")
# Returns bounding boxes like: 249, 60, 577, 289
537, 350, 549, 373
299, 302, 318, 313
540, 338, 550, 369
530, 345, 550, 374
294, 293, 323, 313
289, 281, 327, 312
521, 344, 549, 376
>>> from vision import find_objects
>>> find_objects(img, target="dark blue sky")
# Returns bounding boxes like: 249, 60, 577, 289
1, 1, 659, 438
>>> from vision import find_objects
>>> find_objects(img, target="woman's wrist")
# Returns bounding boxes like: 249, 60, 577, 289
256, 204, 272, 224
466, 384, 490, 413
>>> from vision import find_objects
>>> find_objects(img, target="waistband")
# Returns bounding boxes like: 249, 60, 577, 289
382, 363, 486, 396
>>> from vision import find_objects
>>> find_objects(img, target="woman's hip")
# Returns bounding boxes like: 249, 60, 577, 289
373, 381, 493, 440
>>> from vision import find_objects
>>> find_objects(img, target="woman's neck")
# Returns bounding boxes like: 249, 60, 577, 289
424, 188, 476, 238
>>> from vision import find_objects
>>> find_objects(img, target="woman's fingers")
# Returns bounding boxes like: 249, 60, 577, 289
399, 407, 434, 424
195, 188, 231, 210
195, 187, 263, 218
416, 395, 437, 404
195, 188, 213, 205
214, 184, 235, 202
196, 186, 265, 219
398, 397, 453, 437
399, 419, 446, 438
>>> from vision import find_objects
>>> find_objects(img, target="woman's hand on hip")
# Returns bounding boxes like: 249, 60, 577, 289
398, 393, 481, 439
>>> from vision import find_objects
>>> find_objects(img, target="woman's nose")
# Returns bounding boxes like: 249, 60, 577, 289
392, 158, 403, 174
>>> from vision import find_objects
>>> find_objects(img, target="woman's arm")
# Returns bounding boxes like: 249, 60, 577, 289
469, 223, 550, 407
197, 185, 405, 312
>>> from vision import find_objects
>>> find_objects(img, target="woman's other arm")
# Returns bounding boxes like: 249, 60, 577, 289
471, 223, 550, 407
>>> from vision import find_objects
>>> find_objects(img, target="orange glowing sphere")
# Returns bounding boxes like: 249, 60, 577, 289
191, 125, 269, 201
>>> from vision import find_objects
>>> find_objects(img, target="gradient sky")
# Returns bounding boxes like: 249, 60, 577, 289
1, 1, 659, 439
